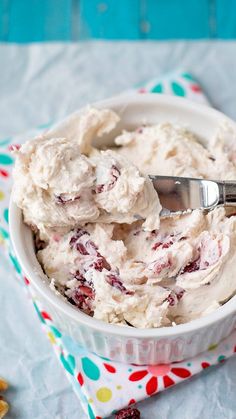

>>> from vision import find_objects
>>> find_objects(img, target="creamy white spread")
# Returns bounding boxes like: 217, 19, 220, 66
13, 108, 161, 237
13, 108, 236, 328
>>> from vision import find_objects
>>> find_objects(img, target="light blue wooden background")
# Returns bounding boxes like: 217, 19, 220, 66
0, 0, 236, 42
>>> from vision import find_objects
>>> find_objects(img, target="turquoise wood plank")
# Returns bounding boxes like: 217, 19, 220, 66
216, 0, 236, 38
78, 0, 140, 40
143, 0, 210, 39
0, 0, 10, 41
8, 0, 72, 42
0, 0, 236, 42
78, 0, 211, 40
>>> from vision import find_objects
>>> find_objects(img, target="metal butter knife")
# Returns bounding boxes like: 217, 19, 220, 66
150, 175, 236, 216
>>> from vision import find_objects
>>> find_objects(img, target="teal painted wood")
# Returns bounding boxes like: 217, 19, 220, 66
6, 0, 73, 42
216, 0, 236, 38
78, 0, 140, 39
0, 0, 10, 41
1, 0, 236, 42
77, 0, 236, 40
142, 0, 210, 39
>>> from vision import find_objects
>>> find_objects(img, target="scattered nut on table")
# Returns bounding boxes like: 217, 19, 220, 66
0, 378, 9, 418
0, 379, 8, 393
0, 398, 9, 419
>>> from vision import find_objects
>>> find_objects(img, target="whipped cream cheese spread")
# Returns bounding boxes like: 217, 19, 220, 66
13, 108, 236, 328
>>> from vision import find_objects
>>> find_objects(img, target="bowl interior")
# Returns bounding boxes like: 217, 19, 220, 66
9, 93, 236, 338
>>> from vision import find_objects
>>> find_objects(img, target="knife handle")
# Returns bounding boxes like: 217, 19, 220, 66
219, 181, 236, 206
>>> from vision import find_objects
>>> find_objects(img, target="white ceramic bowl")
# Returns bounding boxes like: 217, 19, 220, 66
9, 94, 236, 365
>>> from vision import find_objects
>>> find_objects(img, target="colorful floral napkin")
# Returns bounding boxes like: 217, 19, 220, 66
0, 72, 235, 419
127, 72, 210, 105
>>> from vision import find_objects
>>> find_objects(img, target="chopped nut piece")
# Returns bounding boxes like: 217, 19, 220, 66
0, 379, 8, 392
0, 398, 9, 418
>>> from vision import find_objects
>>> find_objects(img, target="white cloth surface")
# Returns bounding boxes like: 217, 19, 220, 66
0, 41, 236, 419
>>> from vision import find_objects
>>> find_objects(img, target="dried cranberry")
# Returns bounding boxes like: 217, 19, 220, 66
182, 258, 200, 273
74, 270, 86, 281
150, 257, 171, 275
74, 285, 94, 300
110, 164, 120, 179
152, 241, 162, 250
55, 195, 66, 204
79, 285, 94, 298
70, 285, 95, 315
76, 242, 89, 255
86, 240, 98, 254
106, 274, 134, 295
70, 233, 98, 257
70, 294, 92, 314
55, 194, 80, 205
166, 293, 177, 306
95, 164, 120, 194
115, 407, 141, 419
152, 234, 175, 251
95, 184, 105, 194
69, 229, 89, 247
165, 287, 185, 307
91, 256, 111, 272
162, 240, 173, 249
176, 289, 185, 300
